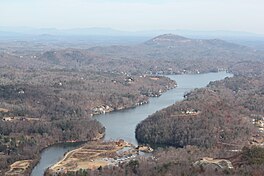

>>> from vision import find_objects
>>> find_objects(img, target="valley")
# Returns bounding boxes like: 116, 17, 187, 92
0, 34, 264, 175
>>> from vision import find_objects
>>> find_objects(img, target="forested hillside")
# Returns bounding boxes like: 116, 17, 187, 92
0, 67, 175, 174
136, 75, 264, 148
133, 68, 264, 175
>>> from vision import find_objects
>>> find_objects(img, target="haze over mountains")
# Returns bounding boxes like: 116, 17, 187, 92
1, 27, 264, 49
1, 33, 264, 75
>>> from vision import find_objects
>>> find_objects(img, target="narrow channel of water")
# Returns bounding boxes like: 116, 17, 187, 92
30, 143, 82, 176
96, 72, 232, 145
31, 72, 232, 176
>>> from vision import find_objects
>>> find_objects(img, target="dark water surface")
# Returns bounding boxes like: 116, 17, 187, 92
96, 72, 232, 144
31, 72, 232, 176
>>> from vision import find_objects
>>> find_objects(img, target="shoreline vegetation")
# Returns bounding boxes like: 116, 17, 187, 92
47, 69, 264, 176
41, 71, 229, 176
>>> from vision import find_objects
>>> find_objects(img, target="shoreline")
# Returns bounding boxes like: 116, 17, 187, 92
29, 71, 229, 176
29, 83, 173, 175
35, 77, 177, 175
27, 132, 105, 176
44, 140, 153, 175
91, 83, 177, 117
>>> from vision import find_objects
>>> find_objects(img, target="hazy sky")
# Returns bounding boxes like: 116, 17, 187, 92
1, 0, 264, 34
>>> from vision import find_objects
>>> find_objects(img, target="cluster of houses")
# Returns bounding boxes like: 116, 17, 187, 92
181, 109, 200, 115
2, 116, 39, 122
91, 105, 114, 115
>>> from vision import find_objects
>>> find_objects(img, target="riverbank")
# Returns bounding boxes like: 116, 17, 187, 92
24, 131, 104, 176
34, 77, 174, 175
31, 72, 232, 175
90, 77, 177, 116
3, 136, 103, 176
28, 76, 176, 176
0, 68, 177, 175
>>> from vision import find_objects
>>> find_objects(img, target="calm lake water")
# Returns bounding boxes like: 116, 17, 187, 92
31, 72, 232, 176
30, 143, 82, 176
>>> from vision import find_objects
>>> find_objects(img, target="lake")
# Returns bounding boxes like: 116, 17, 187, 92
31, 71, 232, 176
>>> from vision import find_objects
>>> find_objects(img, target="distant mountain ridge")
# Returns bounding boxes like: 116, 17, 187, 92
1, 27, 264, 49
1, 33, 263, 74
33, 34, 263, 74
1, 26, 264, 37
87, 34, 256, 60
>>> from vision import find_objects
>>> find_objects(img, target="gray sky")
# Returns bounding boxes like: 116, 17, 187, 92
1, 0, 264, 34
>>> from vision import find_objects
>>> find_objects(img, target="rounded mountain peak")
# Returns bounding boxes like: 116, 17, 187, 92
154, 34, 188, 40
145, 34, 190, 46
